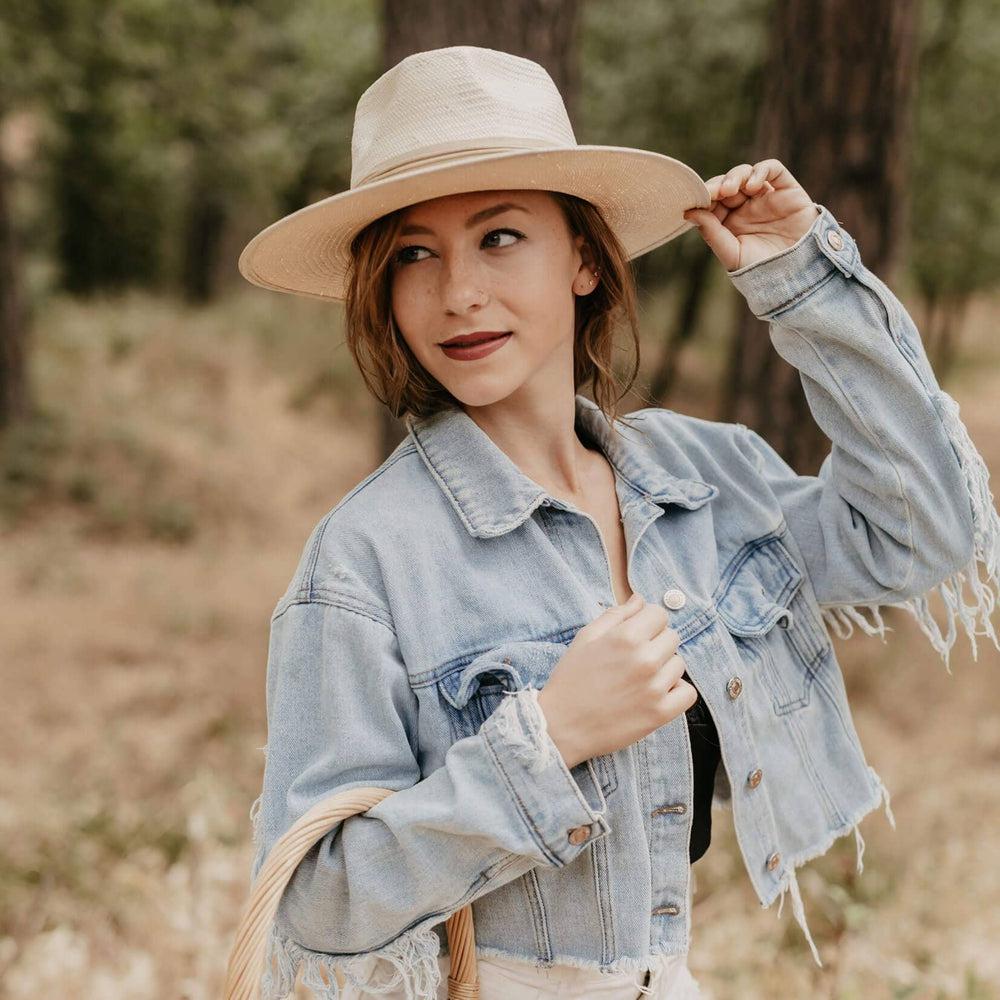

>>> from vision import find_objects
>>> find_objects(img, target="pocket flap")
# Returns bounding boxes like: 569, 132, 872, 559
715, 535, 803, 637
438, 640, 566, 710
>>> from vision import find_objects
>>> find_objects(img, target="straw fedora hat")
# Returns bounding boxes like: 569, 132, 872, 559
237, 44, 711, 302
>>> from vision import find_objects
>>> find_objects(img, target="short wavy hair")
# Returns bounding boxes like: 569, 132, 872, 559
344, 190, 643, 427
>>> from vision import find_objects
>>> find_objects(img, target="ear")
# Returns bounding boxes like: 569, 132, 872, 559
572, 235, 601, 296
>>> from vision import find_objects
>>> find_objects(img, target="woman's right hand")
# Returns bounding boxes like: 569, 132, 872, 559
536, 593, 698, 770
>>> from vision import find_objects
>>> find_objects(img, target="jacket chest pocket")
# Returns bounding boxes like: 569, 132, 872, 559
715, 533, 832, 715
436, 639, 618, 796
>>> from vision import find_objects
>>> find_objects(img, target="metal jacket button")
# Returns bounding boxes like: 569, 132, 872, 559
652, 904, 680, 916
727, 676, 743, 699
748, 767, 763, 789
766, 851, 782, 872
826, 229, 844, 251
568, 825, 591, 845
662, 588, 686, 610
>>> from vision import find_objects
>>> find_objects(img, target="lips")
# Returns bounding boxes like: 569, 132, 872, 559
439, 331, 510, 346
439, 331, 513, 361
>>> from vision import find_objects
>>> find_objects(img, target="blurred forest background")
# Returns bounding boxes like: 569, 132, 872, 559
1, 0, 999, 998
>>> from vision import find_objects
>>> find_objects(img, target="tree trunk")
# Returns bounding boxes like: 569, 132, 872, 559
648, 247, 713, 402
720, 0, 920, 475
922, 291, 967, 382
377, 0, 582, 458
0, 146, 31, 429
181, 155, 228, 304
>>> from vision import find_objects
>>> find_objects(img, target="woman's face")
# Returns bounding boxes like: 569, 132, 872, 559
389, 189, 596, 409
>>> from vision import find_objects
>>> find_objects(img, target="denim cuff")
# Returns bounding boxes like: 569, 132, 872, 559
727, 202, 861, 319
480, 686, 611, 867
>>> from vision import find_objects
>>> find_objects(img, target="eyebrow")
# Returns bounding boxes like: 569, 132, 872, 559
399, 202, 532, 237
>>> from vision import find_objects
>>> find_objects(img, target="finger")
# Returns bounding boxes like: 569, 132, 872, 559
698, 190, 731, 224
653, 649, 686, 690
658, 677, 699, 717
588, 591, 644, 631
705, 171, 737, 201
705, 174, 746, 208
710, 199, 731, 222
618, 600, 676, 643
648, 620, 682, 664
682, 207, 742, 269
704, 174, 726, 201
618, 591, 644, 610
744, 159, 771, 193
747, 157, 799, 193
717, 164, 755, 200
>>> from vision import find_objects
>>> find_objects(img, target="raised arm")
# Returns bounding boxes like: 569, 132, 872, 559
249, 590, 609, 999
686, 164, 999, 671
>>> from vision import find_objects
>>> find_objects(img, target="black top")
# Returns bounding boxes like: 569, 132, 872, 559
682, 672, 721, 863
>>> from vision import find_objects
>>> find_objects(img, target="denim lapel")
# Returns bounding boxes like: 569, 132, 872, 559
406, 394, 718, 539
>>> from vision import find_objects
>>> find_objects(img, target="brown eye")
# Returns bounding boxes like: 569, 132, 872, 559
393, 228, 522, 267
483, 228, 523, 248
394, 245, 430, 266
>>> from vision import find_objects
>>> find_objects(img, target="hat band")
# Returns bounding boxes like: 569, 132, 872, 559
355, 136, 572, 188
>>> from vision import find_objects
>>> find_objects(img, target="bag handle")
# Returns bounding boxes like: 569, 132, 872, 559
224, 785, 480, 999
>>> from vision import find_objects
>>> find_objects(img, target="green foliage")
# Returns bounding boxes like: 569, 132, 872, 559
1, 0, 379, 296
911, 0, 1000, 300
580, 0, 772, 175
3, 0, 1000, 303
579, 0, 772, 282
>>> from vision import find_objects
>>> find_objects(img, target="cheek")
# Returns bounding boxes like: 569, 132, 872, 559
390, 279, 430, 343
517, 265, 577, 336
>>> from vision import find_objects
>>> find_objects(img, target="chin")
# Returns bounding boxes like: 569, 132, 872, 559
444, 378, 525, 411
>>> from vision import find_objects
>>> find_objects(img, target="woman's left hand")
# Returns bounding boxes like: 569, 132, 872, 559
683, 159, 821, 272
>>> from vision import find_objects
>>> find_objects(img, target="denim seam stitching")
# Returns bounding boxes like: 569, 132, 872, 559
852, 267, 936, 394
301, 446, 417, 598
736, 393, 913, 603
481, 726, 563, 867
593, 828, 616, 965
782, 686, 846, 827
780, 326, 917, 597
413, 633, 575, 688
762, 265, 839, 319
523, 868, 553, 963
271, 595, 394, 632
317, 868, 491, 958
722, 625, 781, 876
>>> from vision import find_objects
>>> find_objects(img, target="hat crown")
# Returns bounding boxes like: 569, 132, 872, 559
350, 45, 578, 188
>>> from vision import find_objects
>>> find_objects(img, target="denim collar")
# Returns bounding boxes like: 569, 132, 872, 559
406, 394, 718, 538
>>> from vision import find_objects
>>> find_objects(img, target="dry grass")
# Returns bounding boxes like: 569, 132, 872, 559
1, 284, 998, 1000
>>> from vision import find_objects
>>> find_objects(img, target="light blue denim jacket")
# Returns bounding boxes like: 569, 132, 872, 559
248, 203, 1000, 999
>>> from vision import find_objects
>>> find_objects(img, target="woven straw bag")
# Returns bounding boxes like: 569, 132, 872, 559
224, 785, 479, 1000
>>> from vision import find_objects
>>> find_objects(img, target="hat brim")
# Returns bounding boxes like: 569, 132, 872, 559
237, 146, 712, 302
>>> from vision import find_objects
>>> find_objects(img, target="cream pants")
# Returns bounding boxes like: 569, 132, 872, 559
339, 871, 706, 999
338, 948, 703, 1000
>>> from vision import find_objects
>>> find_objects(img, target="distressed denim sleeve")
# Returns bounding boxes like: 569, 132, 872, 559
248, 595, 610, 1000
727, 202, 1000, 671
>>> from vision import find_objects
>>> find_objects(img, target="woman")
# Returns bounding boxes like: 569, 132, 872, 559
238, 46, 1000, 1000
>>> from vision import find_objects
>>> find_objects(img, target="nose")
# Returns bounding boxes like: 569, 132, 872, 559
440, 256, 489, 316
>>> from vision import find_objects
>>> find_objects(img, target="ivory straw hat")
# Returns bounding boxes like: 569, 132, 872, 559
237, 45, 712, 302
